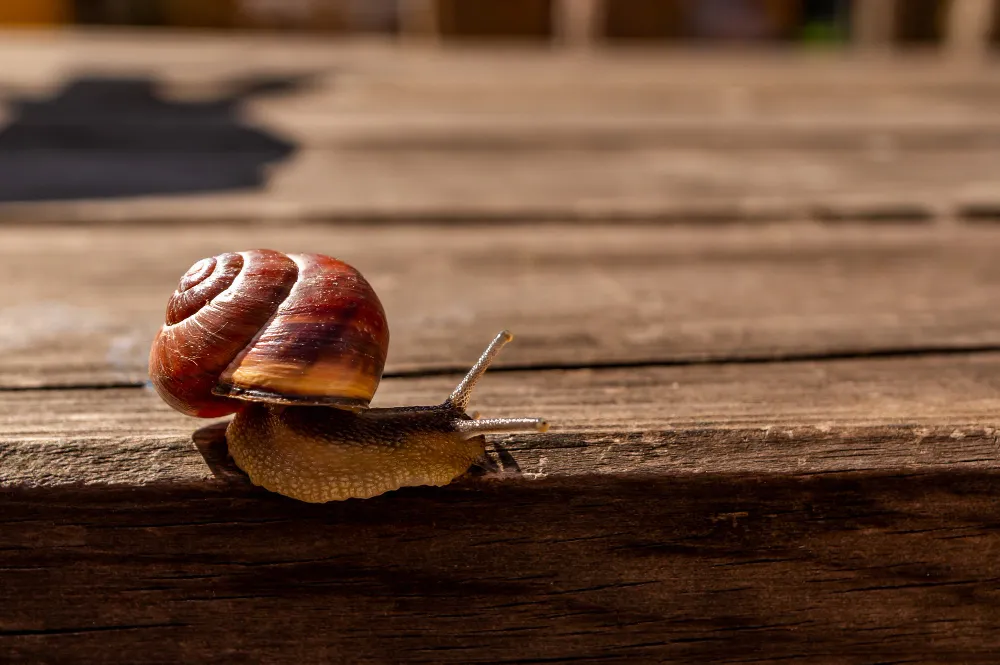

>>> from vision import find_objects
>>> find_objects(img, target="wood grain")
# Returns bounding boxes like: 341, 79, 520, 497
3, 146, 999, 226
3, 32, 1000, 109
5, 223, 1000, 388
3, 472, 998, 664
3, 34, 1000, 662
4, 33, 1000, 224
3, 355, 1000, 662
4, 33, 1000, 148
3, 353, 999, 489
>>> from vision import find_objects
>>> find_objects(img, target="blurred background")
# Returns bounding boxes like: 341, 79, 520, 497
0, 1, 995, 208
2, 0, 1000, 385
0, 0, 989, 48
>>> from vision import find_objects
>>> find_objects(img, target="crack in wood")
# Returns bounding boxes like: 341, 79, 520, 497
9, 342, 1000, 394
0, 623, 190, 637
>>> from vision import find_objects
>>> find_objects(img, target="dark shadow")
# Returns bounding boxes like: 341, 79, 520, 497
469, 441, 522, 477
192, 421, 253, 488
0, 74, 303, 201
7, 470, 1000, 663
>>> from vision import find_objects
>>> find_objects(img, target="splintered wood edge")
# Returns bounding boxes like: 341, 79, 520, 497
2, 355, 1000, 492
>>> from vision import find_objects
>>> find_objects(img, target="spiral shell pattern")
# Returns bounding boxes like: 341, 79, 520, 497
149, 249, 389, 417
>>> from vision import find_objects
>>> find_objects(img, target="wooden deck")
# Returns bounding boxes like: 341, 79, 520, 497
3, 31, 1000, 663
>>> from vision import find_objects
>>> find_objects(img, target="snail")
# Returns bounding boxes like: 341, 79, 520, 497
149, 249, 549, 503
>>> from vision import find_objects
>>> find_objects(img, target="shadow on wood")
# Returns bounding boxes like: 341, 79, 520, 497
0, 74, 304, 201
191, 421, 253, 488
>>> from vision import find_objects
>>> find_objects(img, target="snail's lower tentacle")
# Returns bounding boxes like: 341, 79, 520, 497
453, 417, 550, 438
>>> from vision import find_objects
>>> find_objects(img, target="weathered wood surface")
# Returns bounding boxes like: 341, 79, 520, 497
4, 356, 1000, 662
3, 353, 1000, 489
3, 33, 1000, 663
4, 147, 1000, 225
5, 223, 1000, 388
1, 33, 1000, 223
4, 472, 999, 664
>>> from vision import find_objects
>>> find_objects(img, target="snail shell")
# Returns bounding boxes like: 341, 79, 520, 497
149, 249, 389, 417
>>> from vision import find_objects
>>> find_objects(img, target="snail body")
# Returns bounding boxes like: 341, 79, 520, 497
150, 249, 548, 503
228, 403, 485, 502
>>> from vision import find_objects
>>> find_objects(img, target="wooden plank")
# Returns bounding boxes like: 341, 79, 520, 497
1, 146, 999, 224
3, 353, 1000, 489
9, 78, 1000, 157
216, 49, 1000, 140
3, 356, 1000, 662
250, 117, 1000, 150
4, 34, 1000, 123
2, 473, 998, 663
6, 41, 1000, 216
3, 39, 1000, 212
8, 223, 1000, 389
11, 72, 1000, 141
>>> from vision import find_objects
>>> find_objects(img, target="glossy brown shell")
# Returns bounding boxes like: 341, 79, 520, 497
149, 249, 389, 418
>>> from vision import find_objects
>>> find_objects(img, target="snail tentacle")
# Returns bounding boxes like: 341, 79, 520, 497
453, 417, 550, 438
443, 330, 549, 437
445, 329, 514, 411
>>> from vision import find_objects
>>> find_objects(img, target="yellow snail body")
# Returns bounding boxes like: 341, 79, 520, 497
149, 249, 548, 502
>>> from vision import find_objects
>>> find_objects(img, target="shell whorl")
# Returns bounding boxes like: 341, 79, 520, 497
149, 249, 389, 418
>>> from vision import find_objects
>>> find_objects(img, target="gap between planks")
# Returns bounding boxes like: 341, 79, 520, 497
7, 341, 1000, 394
